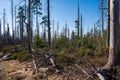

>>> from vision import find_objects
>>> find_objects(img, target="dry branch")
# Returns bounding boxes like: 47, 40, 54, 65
75, 64, 93, 79
75, 64, 106, 80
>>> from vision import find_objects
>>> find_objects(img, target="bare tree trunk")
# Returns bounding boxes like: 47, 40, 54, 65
47, 0, 51, 49
0, 20, 1, 36
19, 7, 24, 45
65, 22, 67, 38
101, 0, 104, 37
7, 24, 10, 45
105, 0, 120, 69
3, 8, 6, 39
105, 0, 115, 69
52, 20, 55, 44
81, 14, 83, 47
11, 0, 14, 41
106, 0, 110, 47
36, 8, 39, 35
57, 21, 59, 37
77, 1, 80, 37
27, 0, 32, 53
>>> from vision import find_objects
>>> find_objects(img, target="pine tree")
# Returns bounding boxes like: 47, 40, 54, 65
27, 0, 32, 53
31, 0, 42, 35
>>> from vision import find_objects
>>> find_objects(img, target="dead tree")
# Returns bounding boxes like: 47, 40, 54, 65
106, 0, 110, 47
100, 0, 105, 37
74, 1, 80, 37
7, 24, 10, 45
80, 14, 83, 47
68, 27, 70, 40
47, 0, 51, 49
0, 20, 1, 36
80, 14, 83, 38
65, 22, 67, 39
77, 1, 80, 37
11, 0, 14, 40
3, 8, 6, 38
52, 20, 55, 42
57, 21, 59, 37
104, 0, 120, 69
96, 2, 120, 77
93, 1, 120, 79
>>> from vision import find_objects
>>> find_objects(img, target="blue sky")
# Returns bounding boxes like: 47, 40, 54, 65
0, 0, 104, 35
49, 0, 101, 33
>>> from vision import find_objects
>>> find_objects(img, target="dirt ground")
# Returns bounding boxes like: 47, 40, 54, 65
0, 59, 101, 80
0, 60, 66, 80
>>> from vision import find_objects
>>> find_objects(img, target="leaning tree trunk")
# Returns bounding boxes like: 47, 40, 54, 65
105, 0, 120, 69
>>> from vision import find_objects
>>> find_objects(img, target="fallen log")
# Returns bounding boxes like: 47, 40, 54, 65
75, 64, 93, 79
31, 54, 38, 73
96, 73, 105, 80
45, 54, 60, 73
75, 64, 106, 80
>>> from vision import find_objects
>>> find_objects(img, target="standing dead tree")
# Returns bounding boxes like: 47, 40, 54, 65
75, 1, 80, 37
11, 0, 14, 41
47, 0, 51, 49
82, 0, 120, 79
96, 0, 120, 79
57, 21, 59, 37
80, 14, 83, 47
105, 0, 120, 69
0, 20, 1, 36
3, 8, 6, 39
100, 0, 105, 37
106, 0, 110, 47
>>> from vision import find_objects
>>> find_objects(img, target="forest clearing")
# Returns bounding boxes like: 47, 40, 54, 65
0, 0, 120, 80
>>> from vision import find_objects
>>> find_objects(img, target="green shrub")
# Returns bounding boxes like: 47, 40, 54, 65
67, 46, 75, 53
95, 46, 109, 57
1, 46, 14, 53
78, 47, 94, 57
54, 52, 75, 67
33, 34, 47, 48
53, 36, 67, 49
10, 50, 31, 62
34, 34, 43, 48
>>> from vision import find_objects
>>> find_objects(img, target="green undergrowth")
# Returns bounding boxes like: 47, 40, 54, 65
53, 46, 109, 67
10, 50, 31, 62
0, 44, 109, 68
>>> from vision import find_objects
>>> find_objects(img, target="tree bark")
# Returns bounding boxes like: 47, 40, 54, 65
27, 0, 32, 53
106, 0, 110, 47
0, 20, 1, 36
104, 0, 120, 69
47, 0, 51, 49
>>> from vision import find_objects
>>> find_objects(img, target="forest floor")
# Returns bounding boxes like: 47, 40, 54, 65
0, 46, 120, 80
0, 59, 98, 80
